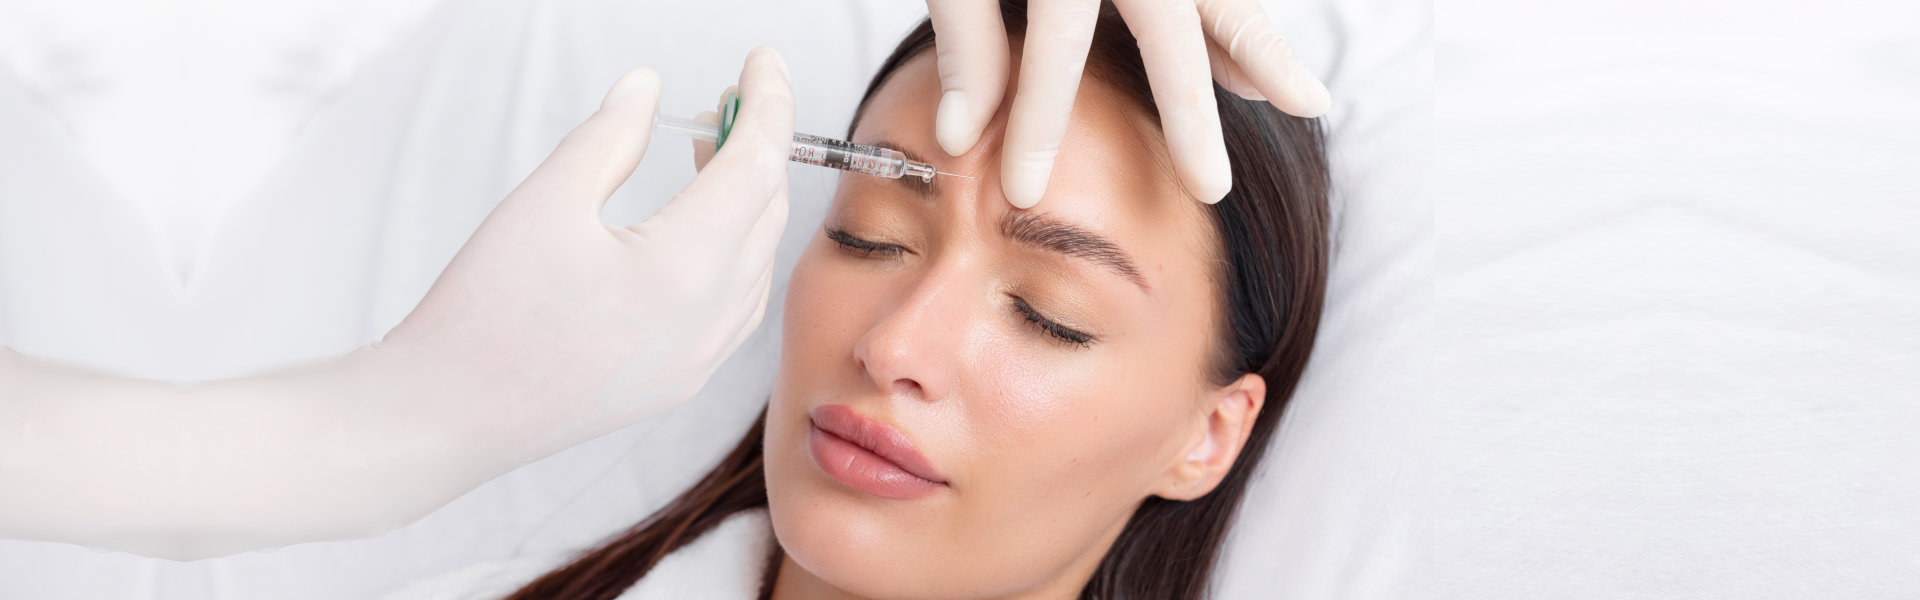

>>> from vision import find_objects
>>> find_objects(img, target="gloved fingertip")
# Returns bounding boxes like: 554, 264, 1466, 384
1182, 144, 1228, 202
1290, 69, 1332, 117
1001, 164, 1048, 209
747, 45, 790, 80
936, 90, 981, 156
737, 48, 794, 129
1199, 181, 1230, 204
603, 68, 662, 110
1190, 166, 1233, 204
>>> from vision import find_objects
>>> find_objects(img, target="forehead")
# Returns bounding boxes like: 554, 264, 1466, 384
845, 53, 1222, 291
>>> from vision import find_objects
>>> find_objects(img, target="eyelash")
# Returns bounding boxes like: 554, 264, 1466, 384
827, 226, 1096, 350
825, 227, 904, 258
1011, 296, 1096, 349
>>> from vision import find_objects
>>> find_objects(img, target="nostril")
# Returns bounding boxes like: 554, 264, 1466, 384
890, 379, 923, 398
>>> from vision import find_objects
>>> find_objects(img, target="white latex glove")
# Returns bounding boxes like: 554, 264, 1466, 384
372, 45, 792, 461
0, 47, 792, 560
926, 0, 1330, 207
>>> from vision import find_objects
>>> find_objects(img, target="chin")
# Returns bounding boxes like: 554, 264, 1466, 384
764, 407, 945, 598
768, 475, 935, 599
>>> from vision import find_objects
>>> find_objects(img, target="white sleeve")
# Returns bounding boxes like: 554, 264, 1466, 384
0, 345, 518, 560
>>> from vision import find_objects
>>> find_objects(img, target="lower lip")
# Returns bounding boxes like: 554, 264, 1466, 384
808, 423, 945, 500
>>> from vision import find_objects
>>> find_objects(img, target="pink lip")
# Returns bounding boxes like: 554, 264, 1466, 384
807, 404, 947, 500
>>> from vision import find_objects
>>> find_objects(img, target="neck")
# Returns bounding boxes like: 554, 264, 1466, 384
766, 555, 868, 600
766, 518, 1126, 600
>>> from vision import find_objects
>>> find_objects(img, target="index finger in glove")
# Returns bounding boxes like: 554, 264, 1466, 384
998, 0, 1100, 209
1116, 0, 1233, 203
927, 0, 1010, 157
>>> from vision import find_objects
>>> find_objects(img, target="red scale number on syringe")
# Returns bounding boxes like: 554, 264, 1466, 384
791, 145, 828, 166
846, 154, 885, 175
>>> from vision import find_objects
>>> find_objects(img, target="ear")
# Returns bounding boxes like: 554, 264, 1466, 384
1153, 373, 1267, 501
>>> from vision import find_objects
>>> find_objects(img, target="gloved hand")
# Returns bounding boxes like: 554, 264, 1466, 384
0, 47, 792, 560
925, 0, 1330, 207
372, 46, 793, 460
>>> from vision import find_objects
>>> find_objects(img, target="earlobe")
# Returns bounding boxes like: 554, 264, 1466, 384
1155, 374, 1267, 501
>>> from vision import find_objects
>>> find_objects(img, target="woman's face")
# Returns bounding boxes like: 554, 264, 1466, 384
765, 52, 1266, 599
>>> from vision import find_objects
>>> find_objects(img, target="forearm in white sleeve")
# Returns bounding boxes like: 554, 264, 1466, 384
0, 344, 547, 560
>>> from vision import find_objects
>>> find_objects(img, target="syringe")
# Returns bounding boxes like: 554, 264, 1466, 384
653, 92, 955, 183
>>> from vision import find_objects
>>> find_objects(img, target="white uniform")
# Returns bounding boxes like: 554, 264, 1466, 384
382, 510, 773, 600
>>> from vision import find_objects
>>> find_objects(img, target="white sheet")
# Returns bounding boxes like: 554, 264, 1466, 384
0, 0, 1432, 598
1430, 0, 1920, 598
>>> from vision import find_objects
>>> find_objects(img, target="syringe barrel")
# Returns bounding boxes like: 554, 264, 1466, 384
788, 133, 907, 179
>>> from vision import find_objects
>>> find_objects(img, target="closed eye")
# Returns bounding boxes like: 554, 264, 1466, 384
1011, 296, 1095, 349
825, 227, 905, 258
827, 226, 1092, 349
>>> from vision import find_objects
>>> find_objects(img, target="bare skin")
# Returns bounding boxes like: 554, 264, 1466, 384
763, 47, 1269, 600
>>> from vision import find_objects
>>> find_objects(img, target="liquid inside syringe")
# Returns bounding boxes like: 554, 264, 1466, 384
787, 132, 934, 182
653, 92, 959, 183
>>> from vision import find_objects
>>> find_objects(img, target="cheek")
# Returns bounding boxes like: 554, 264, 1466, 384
775, 245, 876, 387
770, 246, 865, 471
931, 328, 1202, 586
964, 343, 1195, 504
777, 248, 838, 370
961, 295, 1206, 479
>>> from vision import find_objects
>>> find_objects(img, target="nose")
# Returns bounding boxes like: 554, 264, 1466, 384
851, 262, 971, 403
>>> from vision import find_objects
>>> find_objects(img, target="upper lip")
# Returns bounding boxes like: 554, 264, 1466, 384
809, 404, 947, 484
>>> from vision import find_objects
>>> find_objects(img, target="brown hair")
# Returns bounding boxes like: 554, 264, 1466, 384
506, 1, 1327, 598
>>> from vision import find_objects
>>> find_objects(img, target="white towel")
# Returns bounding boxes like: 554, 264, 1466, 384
382, 509, 773, 600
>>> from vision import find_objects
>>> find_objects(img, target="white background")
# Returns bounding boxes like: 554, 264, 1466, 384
1433, 0, 1919, 597
9, 0, 1910, 599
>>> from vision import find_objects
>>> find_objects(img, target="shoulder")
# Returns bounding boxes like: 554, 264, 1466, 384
379, 509, 774, 600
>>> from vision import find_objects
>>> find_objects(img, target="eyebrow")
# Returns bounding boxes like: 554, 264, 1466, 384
1001, 212, 1150, 292
862, 138, 1149, 292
